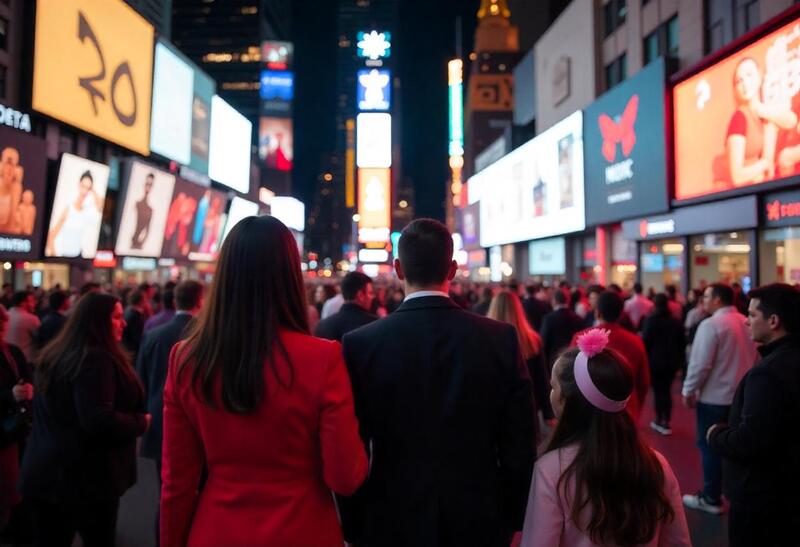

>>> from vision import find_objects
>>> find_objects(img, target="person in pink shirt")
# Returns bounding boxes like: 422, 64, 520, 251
521, 329, 690, 547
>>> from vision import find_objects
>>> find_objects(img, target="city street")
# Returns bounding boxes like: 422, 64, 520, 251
112, 386, 728, 547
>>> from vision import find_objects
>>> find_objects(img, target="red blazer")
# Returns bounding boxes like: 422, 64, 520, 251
572, 322, 651, 420
160, 330, 368, 547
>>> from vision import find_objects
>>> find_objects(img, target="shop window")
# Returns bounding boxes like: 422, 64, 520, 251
690, 232, 752, 288
759, 228, 800, 285
640, 239, 684, 294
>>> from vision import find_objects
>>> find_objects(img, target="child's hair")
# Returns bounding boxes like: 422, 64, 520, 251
548, 346, 674, 546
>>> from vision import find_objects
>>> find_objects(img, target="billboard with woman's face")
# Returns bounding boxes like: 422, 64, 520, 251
0, 126, 47, 258
673, 18, 800, 201
46, 154, 110, 259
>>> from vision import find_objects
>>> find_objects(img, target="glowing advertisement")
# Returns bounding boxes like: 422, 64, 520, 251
529, 237, 566, 275
33, 0, 154, 155
262, 41, 293, 70
357, 113, 392, 168
115, 161, 176, 258
357, 69, 391, 111
0, 127, 47, 258
357, 30, 391, 60
476, 111, 585, 247
270, 196, 305, 232
358, 168, 390, 243
674, 18, 800, 201
208, 96, 252, 194
150, 42, 194, 166
162, 178, 226, 261
46, 154, 110, 259
259, 117, 293, 171
448, 59, 464, 156
221, 197, 259, 243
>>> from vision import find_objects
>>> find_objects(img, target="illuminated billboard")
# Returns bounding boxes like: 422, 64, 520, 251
448, 59, 464, 156
673, 18, 800, 201
115, 161, 176, 258
208, 96, 252, 194
260, 70, 294, 103
357, 30, 391, 60
357, 113, 392, 168
162, 179, 226, 261
221, 197, 259, 243
150, 42, 194, 166
358, 168, 390, 243
476, 111, 585, 247
270, 196, 305, 232
259, 117, 293, 171
357, 69, 391, 111
262, 41, 293, 70
33, 0, 154, 155
46, 154, 110, 259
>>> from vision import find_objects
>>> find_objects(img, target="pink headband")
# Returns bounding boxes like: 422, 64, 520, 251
573, 329, 630, 413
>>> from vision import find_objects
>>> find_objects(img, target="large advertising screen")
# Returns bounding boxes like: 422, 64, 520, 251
209, 96, 252, 194
150, 42, 194, 166
259, 117, 293, 171
262, 41, 293, 70
191, 70, 215, 176
260, 70, 294, 115
115, 161, 176, 258
33, 0, 154, 155
477, 111, 585, 247
584, 58, 668, 224
674, 18, 800, 201
529, 237, 566, 275
0, 127, 47, 258
221, 197, 259, 243
357, 69, 391, 111
357, 113, 392, 168
46, 154, 110, 259
358, 168, 390, 243
162, 178, 227, 261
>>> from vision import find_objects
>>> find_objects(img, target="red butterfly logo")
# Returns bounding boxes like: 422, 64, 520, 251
598, 95, 639, 163
766, 200, 781, 222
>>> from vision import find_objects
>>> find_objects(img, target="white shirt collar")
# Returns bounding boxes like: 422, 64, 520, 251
404, 290, 450, 302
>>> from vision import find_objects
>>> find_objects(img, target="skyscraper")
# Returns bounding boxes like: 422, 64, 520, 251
125, 0, 172, 38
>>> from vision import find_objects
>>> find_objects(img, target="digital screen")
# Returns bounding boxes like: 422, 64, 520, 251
162, 178, 227, 261
528, 237, 566, 275
190, 70, 215, 175
262, 41, 293, 70
33, 0, 154, 155
150, 42, 194, 166
674, 18, 800, 201
584, 58, 668, 223
448, 59, 464, 156
358, 168, 390, 243
260, 71, 294, 101
46, 153, 110, 259
477, 111, 585, 247
114, 161, 176, 258
259, 117, 293, 171
208, 95, 252, 194
221, 197, 259, 243
357, 113, 392, 168
357, 30, 391, 60
641, 253, 665, 273
357, 69, 391, 111
0, 127, 47, 258
270, 196, 305, 232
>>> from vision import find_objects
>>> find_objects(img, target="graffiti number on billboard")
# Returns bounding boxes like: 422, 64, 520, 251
77, 11, 137, 127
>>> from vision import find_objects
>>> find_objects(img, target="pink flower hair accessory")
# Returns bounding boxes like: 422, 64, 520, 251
573, 328, 630, 413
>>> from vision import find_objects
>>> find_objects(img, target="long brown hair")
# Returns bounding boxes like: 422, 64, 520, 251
548, 347, 674, 546
37, 292, 136, 395
487, 290, 542, 359
178, 215, 309, 414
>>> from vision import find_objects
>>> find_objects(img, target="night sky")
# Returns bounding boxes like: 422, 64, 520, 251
292, 0, 479, 221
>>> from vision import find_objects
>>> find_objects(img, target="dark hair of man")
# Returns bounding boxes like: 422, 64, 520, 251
597, 291, 624, 323
608, 284, 623, 294
548, 347, 674, 545
586, 284, 605, 297
12, 291, 32, 308
397, 218, 453, 286
633, 282, 644, 295
164, 281, 177, 292
665, 285, 677, 298
553, 288, 569, 306
709, 283, 734, 306
526, 284, 538, 296
161, 290, 175, 310
37, 293, 137, 396
652, 293, 671, 317
340, 272, 372, 301
48, 290, 68, 312
748, 283, 800, 336
129, 290, 145, 307
173, 282, 201, 311
79, 282, 101, 296
481, 286, 493, 302
178, 215, 308, 414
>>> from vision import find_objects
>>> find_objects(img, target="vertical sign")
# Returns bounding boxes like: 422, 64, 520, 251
448, 59, 464, 207
346, 118, 356, 208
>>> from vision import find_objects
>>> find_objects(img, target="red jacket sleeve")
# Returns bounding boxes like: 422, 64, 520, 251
160, 344, 204, 547
319, 342, 368, 496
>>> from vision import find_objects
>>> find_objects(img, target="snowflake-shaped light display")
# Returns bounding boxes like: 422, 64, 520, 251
357, 30, 391, 60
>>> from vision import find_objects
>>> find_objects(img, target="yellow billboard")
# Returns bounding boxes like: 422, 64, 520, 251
33, 0, 154, 155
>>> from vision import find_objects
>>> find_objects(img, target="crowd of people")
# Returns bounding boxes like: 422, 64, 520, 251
0, 216, 797, 546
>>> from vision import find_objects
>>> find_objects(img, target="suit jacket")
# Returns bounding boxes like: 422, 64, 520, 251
314, 303, 378, 342
160, 330, 367, 547
19, 349, 147, 501
136, 313, 193, 460
642, 313, 686, 373
340, 296, 535, 547
522, 297, 551, 332
37, 312, 67, 349
709, 335, 800, 511
123, 308, 145, 355
540, 307, 583, 368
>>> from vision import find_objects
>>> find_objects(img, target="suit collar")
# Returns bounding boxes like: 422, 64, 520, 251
395, 295, 460, 313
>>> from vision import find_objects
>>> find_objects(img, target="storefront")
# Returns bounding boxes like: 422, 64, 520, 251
622, 196, 758, 293
760, 188, 800, 285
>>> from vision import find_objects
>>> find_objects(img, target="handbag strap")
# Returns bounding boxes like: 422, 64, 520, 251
2, 343, 20, 382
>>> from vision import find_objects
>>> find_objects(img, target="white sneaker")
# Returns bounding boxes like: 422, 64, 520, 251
649, 421, 673, 436
682, 493, 724, 515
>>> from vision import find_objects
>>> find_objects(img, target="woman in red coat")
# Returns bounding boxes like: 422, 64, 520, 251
160, 215, 368, 547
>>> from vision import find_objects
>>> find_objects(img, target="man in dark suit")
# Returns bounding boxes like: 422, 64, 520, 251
122, 290, 147, 357
522, 284, 551, 332
314, 271, 377, 342
37, 290, 70, 348
540, 288, 583, 368
708, 284, 800, 546
135, 280, 204, 546
340, 219, 535, 547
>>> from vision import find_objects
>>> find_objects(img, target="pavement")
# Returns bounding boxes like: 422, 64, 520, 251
109, 384, 728, 547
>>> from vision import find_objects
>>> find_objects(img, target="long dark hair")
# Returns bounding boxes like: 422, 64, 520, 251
548, 347, 674, 546
653, 293, 671, 317
37, 292, 135, 395
178, 215, 309, 414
